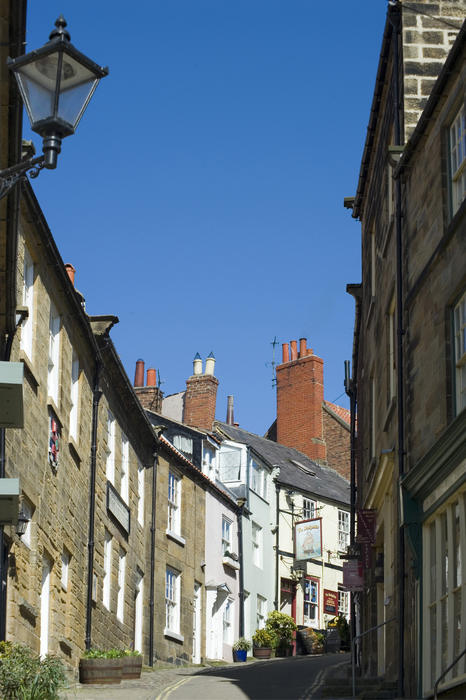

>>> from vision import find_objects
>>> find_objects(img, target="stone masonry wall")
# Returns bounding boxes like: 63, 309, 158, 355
402, 0, 464, 140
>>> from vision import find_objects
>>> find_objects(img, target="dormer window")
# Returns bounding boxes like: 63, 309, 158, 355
173, 434, 193, 459
219, 446, 242, 482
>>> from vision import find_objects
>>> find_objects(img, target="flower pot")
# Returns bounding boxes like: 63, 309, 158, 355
122, 655, 143, 679
79, 657, 122, 684
233, 649, 247, 662
253, 647, 272, 659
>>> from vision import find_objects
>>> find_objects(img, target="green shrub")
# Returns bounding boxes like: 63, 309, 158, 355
264, 611, 297, 648
0, 643, 66, 699
252, 629, 273, 648
81, 648, 126, 659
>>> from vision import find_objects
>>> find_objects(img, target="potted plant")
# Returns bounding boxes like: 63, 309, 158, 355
252, 629, 273, 659
79, 648, 125, 684
265, 610, 297, 657
121, 649, 143, 679
232, 637, 251, 662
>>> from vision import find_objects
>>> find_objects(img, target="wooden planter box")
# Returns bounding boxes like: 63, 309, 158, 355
275, 644, 293, 657
79, 658, 123, 684
122, 655, 143, 679
253, 647, 272, 659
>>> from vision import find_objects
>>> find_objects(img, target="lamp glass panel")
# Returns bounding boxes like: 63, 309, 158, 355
14, 51, 98, 129
58, 77, 99, 129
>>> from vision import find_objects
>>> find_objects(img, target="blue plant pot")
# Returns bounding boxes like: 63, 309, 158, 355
234, 649, 247, 662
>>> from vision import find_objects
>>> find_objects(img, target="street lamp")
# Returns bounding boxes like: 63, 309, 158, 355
0, 15, 108, 199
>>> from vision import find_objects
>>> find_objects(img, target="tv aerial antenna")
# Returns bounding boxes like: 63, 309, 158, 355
265, 336, 279, 388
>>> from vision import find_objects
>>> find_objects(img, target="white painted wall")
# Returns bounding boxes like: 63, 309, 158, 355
204, 490, 239, 660
278, 488, 350, 629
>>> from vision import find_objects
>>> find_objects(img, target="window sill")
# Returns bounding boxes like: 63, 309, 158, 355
68, 437, 82, 466
47, 398, 64, 427
164, 628, 184, 643
19, 350, 40, 389
166, 530, 186, 547
222, 555, 240, 571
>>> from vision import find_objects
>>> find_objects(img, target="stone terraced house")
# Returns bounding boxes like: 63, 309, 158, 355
345, 3, 465, 697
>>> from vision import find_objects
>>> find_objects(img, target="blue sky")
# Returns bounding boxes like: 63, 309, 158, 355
25, 1, 386, 434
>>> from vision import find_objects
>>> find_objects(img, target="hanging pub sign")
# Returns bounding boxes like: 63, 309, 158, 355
343, 559, 364, 591
323, 589, 338, 615
356, 509, 376, 544
295, 518, 322, 560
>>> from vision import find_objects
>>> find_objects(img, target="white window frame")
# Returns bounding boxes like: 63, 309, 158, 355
219, 446, 242, 482
223, 597, 233, 644
69, 351, 79, 441
252, 521, 262, 568
165, 567, 181, 637
117, 548, 126, 622
173, 434, 193, 459
303, 498, 316, 520
47, 302, 61, 406
338, 588, 349, 617
167, 471, 181, 536
453, 291, 466, 415
449, 103, 466, 215
256, 594, 266, 629
20, 247, 34, 359
21, 500, 33, 549
106, 411, 115, 485
338, 510, 350, 551
251, 459, 267, 500
61, 549, 70, 591
423, 492, 466, 694
304, 578, 319, 626
137, 461, 144, 526
103, 530, 112, 610
222, 516, 232, 555
121, 433, 129, 504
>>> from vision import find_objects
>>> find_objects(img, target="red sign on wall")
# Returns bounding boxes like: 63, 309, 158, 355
323, 589, 338, 615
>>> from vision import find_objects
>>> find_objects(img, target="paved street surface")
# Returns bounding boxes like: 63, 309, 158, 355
64, 653, 350, 700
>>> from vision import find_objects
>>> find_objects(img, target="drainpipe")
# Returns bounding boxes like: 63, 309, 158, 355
85, 361, 102, 650
148, 446, 158, 666
149, 427, 164, 666
274, 480, 280, 611
237, 499, 245, 638
390, 4, 406, 697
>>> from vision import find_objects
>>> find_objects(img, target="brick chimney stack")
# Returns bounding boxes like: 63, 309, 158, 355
276, 337, 326, 462
133, 359, 163, 413
183, 352, 218, 431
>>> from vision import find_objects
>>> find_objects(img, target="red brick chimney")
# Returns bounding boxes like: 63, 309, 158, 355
183, 352, 218, 431
133, 360, 163, 413
276, 338, 326, 462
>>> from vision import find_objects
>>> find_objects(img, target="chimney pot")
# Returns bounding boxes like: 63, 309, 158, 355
290, 340, 298, 361
299, 338, 307, 358
147, 368, 157, 387
134, 359, 145, 387
282, 343, 290, 363
193, 353, 203, 375
226, 395, 235, 425
205, 351, 216, 376
65, 263, 76, 286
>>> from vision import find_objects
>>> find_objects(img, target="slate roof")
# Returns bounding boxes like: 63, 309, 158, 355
215, 422, 350, 506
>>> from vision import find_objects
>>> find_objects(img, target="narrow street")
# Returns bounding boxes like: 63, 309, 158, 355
159, 654, 349, 700
67, 654, 350, 700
